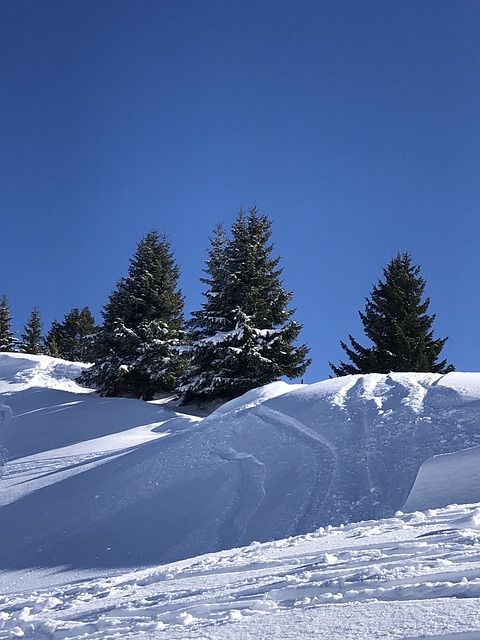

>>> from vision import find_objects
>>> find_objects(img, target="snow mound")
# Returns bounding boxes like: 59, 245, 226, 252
0, 352, 91, 393
2, 354, 480, 577
404, 446, 480, 512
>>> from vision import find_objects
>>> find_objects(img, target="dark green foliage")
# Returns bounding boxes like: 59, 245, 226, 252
76, 307, 98, 361
330, 253, 454, 376
190, 222, 230, 336
20, 307, 44, 354
0, 295, 17, 352
79, 231, 188, 400
180, 206, 310, 404
46, 334, 60, 358
45, 307, 98, 361
45, 321, 62, 358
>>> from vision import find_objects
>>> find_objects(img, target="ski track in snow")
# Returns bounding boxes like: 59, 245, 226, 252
254, 403, 339, 532
255, 404, 338, 461
1, 504, 480, 638
215, 444, 267, 545
329, 374, 361, 410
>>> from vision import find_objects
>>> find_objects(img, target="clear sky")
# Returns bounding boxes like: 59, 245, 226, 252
1, 0, 479, 382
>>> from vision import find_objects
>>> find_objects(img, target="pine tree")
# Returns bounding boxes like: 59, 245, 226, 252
180, 206, 310, 404
179, 223, 230, 401
76, 307, 98, 362
190, 222, 229, 337
45, 311, 79, 361
0, 295, 17, 352
79, 231, 188, 400
45, 334, 60, 358
20, 306, 44, 354
45, 321, 62, 357
45, 307, 98, 361
330, 252, 454, 376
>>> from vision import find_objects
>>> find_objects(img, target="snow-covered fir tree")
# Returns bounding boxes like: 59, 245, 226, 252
79, 231, 188, 400
0, 295, 17, 352
330, 252, 454, 375
20, 306, 44, 354
45, 307, 97, 361
180, 207, 310, 404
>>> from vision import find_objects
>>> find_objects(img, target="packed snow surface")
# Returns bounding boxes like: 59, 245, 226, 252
2, 353, 480, 638
2, 504, 480, 638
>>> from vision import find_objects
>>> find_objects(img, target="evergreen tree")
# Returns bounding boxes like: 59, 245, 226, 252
76, 307, 98, 362
180, 206, 310, 404
79, 231, 187, 400
45, 307, 98, 361
330, 252, 454, 376
190, 222, 229, 337
0, 295, 17, 352
45, 321, 62, 357
45, 334, 60, 358
20, 306, 44, 354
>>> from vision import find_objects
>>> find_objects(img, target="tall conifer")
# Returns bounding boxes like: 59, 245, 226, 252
0, 295, 17, 352
80, 231, 187, 399
20, 307, 44, 354
45, 307, 97, 361
180, 206, 310, 404
330, 252, 454, 375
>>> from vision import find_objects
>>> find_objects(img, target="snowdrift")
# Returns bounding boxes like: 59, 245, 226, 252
1, 353, 480, 574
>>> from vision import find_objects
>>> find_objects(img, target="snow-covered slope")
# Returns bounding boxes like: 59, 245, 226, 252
2, 503, 480, 639
2, 354, 480, 638
2, 355, 480, 574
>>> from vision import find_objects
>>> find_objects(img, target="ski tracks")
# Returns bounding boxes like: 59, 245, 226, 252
213, 405, 339, 544
215, 444, 267, 546
254, 404, 339, 526
2, 505, 480, 639
255, 404, 338, 463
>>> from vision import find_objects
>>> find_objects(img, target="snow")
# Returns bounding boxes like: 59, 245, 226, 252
1, 354, 480, 638
2, 504, 480, 638
404, 446, 480, 512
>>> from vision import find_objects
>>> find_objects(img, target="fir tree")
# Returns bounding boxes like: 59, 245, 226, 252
20, 306, 44, 354
45, 334, 60, 358
180, 206, 310, 404
79, 231, 187, 400
190, 222, 229, 337
45, 321, 62, 357
45, 307, 98, 361
330, 252, 454, 376
76, 307, 98, 362
0, 295, 17, 352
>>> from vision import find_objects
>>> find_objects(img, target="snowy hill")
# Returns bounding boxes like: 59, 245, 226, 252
2, 354, 480, 573
2, 353, 480, 637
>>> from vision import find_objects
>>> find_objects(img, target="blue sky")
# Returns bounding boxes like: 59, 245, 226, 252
1, 0, 479, 381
